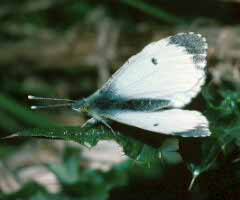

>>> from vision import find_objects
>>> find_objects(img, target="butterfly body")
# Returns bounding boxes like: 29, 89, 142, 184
72, 89, 171, 119
30, 32, 211, 137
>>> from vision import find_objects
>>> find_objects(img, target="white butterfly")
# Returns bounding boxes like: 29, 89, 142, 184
29, 32, 211, 137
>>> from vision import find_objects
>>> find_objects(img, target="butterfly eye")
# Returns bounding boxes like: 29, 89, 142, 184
151, 58, 158, 65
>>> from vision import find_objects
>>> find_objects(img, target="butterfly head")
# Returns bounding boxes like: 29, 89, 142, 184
71, 99, 89, 113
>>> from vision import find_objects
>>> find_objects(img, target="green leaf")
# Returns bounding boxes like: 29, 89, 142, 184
160, 138, 182, 165
188, 128, 234, 190
202, 83, 240, 119
6, 125, 181, 166
188, 82, 240, 190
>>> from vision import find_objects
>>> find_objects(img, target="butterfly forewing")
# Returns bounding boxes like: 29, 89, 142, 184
100, 32, 208, 108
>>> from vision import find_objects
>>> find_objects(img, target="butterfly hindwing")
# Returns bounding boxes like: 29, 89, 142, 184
100, 32, 208, 108
103, 109, 210, 137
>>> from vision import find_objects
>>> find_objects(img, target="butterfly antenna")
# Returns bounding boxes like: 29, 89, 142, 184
28, 95, 76, 102
31, 103, 74, 110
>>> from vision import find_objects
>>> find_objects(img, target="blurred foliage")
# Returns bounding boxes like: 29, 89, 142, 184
187, 81, 240, 190
0, 0, 240, 199
121, 0, 184, 24
0, 94, 56, 132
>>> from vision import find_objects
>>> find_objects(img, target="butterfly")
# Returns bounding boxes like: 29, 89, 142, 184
29, 32, 211, 137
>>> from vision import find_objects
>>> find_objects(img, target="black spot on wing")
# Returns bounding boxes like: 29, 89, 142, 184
168, 33, 207, 55
151, 58, 158, 65
172, 125, 211, 137
154, 123, 159, 126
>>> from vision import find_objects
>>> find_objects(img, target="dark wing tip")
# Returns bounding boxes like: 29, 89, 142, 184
173, 125, 211, 138
168, 32, 208, 54
168, 32, 208, 69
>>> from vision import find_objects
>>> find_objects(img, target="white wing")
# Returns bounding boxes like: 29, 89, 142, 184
101, 32, 208, 108
106, 109, 210, 137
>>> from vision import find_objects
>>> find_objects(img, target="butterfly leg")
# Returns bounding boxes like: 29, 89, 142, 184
82, 117, 116, 134
81, 118, 99, 128
98, 118, 117, 135
93, 115, 118, 135
88, 112, 119, 135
